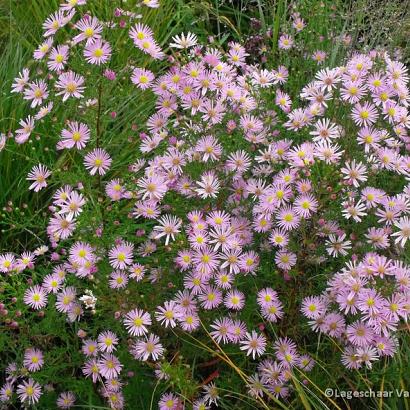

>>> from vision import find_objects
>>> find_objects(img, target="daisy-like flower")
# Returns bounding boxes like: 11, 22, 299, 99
23, 80, 49, 108
84, 39, 112, 65
82, 358, 100, 383
274, 250, 297, 270
131, 67, 155, 90
158, 393, 182, 410
141, 0, 160, 8
11, 68, 30, 93
129, 24, 164, 59
82, 339, 98, 357
47, 214, 76, 240
346, 321, 375, 347
48, 45, 70, 72
124, 308, 152, 336
351, 101, 378, 126
33, 39, 53, 60
27, 164, 51, 192
153, 214, 182, 245
275, 206, 300, 231
196, 171, 220, 199
224, 289, 245, 310
97, 331, 119, 353
278, 34, 293, 49
294, 194, 318, 218
16, 378, 42, 405
59, 121, 90, 150
341, 160, 368, 187
131, 333, 164, 361
325, 234, 352, 257
84, 148, 112, 176
239, 331, 267, 359
73, 16, 103, 45
42, 10, 73, 37
109, 270, 129, 289
15, 115, 35, 144
35, 102, 54, 120
392, 216, 410, 247
104, 179, 123, 203
301, 296, 326, 319
198, 285, 223, 310
137, 174, 168, 201
56, 391, 76, 409
210, 317, 233, 344
24, 285, 48, 310
98, 354, 122, 380
342, 200, 367, 222
170, 32, 198, 49
55, 287, 76, 313
0, 253, 15, 273
23, 348, 44, 372
155, 301, 181, 328
0, 382, 13, 402
55, 71, 85, 101
312, 50, 327, 64
108, 242, 134, 270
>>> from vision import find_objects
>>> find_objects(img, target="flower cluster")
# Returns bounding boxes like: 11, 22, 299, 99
1, 0, 409, 408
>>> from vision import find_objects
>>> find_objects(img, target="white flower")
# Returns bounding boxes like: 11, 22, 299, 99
169, 32, 197, 49
79, 290, 97, 309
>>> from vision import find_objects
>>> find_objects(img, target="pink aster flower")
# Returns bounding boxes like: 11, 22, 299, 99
278, 34, 293, 49
84, 148, 112, 176
59, 121, 90, 150
158, 393, 182, 410
57, 391, 76, 409
97, 331, 119, 353
15, 115, 35, 144
82, 358, 100, 383
275, 206, 300, 231
33, 39, 53, 60
341, 160, 368, 187
392, 216, 410, 247
17, 378, 42, 405
55, 71, 85, 101
274, 250, 297, 270
240, 331, 267, 359
23, 348, 44, 372
224, 289, 245, 310
48, 45, 70, 71
346, 321, 375, 347
98, 353, 122, 379
155, 300, 181, 328
11, 68, 30, 93
27, 164, 51, 192
198, 285, 223, 310
43, 10, 73, 37
23, 80, 49, 108
131, 67, 155, 90
351, 101, 378, 126
73, 16, 103, 45
153, 214, 182, 245
301, 296, 326, 319
24, 285, 48, 310
131, 333, 164, 361
106, 179, 125, 201
137, 174, 168, 201
124, 308, 152, 336
108, 242, 134, 270
0, 253, 15, 273
84, 39, 112, 65
109, 270, 129, 289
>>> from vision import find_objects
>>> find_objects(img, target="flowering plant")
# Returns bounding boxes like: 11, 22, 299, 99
1, 0, 409, 409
